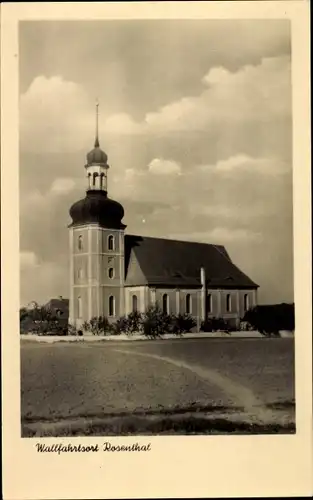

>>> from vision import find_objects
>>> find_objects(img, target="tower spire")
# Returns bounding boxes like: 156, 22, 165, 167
95, 98, 100, 148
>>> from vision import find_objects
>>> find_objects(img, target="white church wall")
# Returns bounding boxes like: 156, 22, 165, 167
124, 286, 149, 314
178, 289, 200, 317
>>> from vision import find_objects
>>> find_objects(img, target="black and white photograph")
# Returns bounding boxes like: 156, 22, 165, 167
18, 18, 297, 438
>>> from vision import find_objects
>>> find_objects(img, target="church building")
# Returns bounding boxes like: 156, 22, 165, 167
68, 104, 259, 330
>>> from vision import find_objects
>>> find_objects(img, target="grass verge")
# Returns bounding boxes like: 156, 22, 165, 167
22, 413, 296, 437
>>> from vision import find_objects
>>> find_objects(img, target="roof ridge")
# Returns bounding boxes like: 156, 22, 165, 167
126, 234, 223, 248
212, 244, 259, 286
212, 244, 233, 263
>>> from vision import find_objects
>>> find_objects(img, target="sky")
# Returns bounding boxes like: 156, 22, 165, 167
19, 20, 293, 307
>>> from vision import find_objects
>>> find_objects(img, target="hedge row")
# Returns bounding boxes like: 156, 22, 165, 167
79, 306, 197, 338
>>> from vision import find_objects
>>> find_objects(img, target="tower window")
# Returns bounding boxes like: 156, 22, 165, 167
162, 294, 169, 315
92, 172, 98, 186
109, 295, 115, 317
207, 293, 212, 314
108, 267, 114, 279
132, 294, 138, 313
244, 294, 249, 312
226, 294, 231, 312
78, 235, 83, 251
108, 235, 115, 251
77, 296, 82, 319
78, 268, 84, 279
186, 294, 191, 314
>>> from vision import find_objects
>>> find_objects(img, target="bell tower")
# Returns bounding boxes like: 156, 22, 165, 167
68, 102, 126, 332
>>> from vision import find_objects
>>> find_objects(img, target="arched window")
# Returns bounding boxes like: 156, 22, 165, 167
162, 294, 169, 314
186, 294, 191, 314
93, 172, 98, 186
108, 235, 114, 251
226, 294, 231, 312
109, 295, 115, 317
132, 294, 138, 313
207, 293, 212, 314
100, 173, 104, 190
77, 296, 82, 318
244, 293, 249, 312
108, 267, 114, 279
88, 172, 91, 189
78, 268, 83, 279
78, 235, 83, 251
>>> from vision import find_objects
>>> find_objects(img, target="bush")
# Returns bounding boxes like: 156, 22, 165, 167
82, 316, 110, 336
200, 317, 231, 333
242, 303, 295, 336
125, 311, 143, 334
68, 324, 78, 336
141, 305, 172, 338
170, 313, 196, 335
111, 315, 128, 335
110, 311, 143, 335
20, 302, 69, 335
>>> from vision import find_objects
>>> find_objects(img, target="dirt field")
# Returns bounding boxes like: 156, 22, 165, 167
21, 337, 295, 436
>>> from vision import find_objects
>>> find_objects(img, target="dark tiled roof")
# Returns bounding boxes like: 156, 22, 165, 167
124, 235, 258, 289
45, 298, 69, 317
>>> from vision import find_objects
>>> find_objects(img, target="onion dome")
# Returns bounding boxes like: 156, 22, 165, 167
69, 190, 126, 229
86, 137, 108, 166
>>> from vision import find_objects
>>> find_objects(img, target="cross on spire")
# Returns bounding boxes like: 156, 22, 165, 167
94, 98, 100, 148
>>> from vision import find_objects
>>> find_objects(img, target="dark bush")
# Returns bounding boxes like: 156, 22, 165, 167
20, 302, 69, 335
171, 313, 197, 335
141, 305, 172, 338
111, 315, 128, 335
83, 316, 110, 335
125, 311, 143, 334
242, 303, 295, 336
200, 317, 231, 333
110, 311, 143, 335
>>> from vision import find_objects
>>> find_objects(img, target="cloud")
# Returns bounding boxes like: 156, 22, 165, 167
143, 56, 291, 133
103, 113, 142, 135
20, 56, 291, 153
148, 158, 182, 176
198, 154, 289, 176
20, 251, 39, 268
50, 177, 76, 195
20, 75, 93, 152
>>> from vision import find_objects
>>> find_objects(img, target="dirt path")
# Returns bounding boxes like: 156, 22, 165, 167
113, 348, 274, 423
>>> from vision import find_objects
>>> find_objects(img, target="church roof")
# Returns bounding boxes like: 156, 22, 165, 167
124, 235, 258, 289
44, 298, 69, 316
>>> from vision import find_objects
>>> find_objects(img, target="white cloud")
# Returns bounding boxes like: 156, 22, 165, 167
148, 158, 182, 176
198, 154, 289, 176
20, 56, 291, 153
142, 56, 291, 133
103, 113, 142, 135
50, 177, 76, 195
20, 251, 39, 268
20, 75, 93, 152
